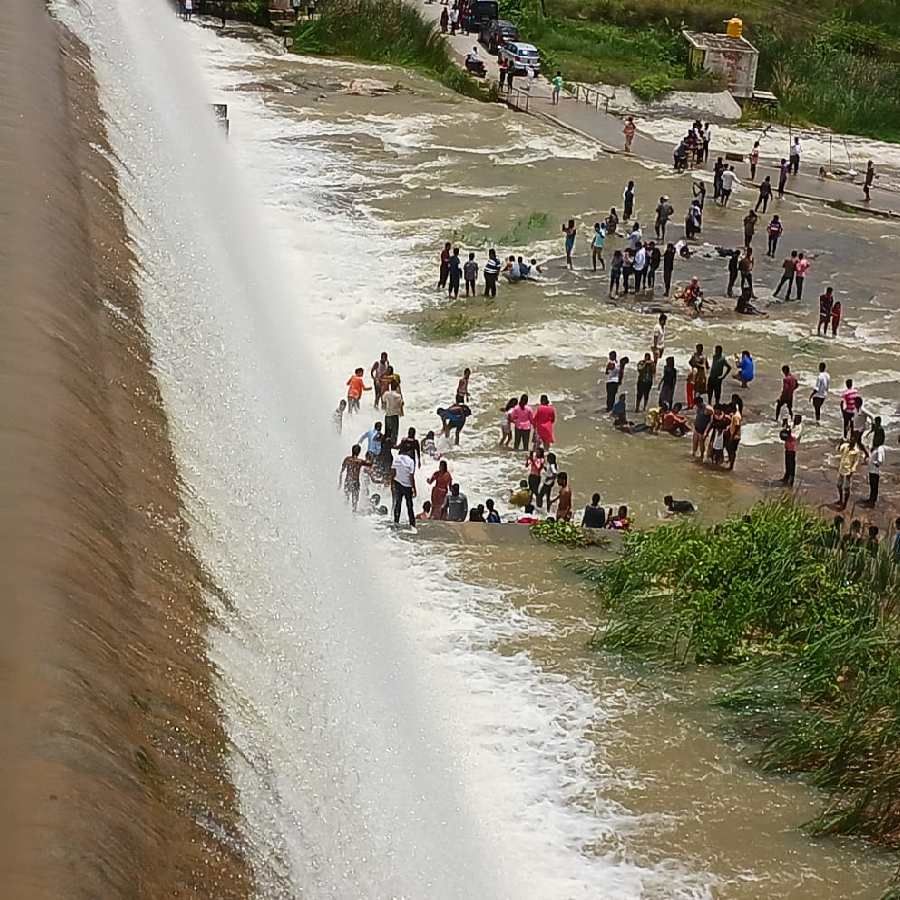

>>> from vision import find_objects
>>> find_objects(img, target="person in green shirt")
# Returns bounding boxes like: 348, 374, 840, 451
551, 71, 563, 105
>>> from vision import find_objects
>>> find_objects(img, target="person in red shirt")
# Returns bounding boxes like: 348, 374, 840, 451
437, 241, 451, 288
793, 252, 810, 300
780, 414, 803, 487
345, 367, 370, 413
774, 364, 798, 421
532, 395, 557, 449
517, 504, 540, 525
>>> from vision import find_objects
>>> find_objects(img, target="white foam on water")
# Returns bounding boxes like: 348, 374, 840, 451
52, 2, 716, 898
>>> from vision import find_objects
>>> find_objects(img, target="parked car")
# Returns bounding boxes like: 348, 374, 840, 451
499, 41, 541, 75
479, 19, 518, 55
462, 0, 498, 34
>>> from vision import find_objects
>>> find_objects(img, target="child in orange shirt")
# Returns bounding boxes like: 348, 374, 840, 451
346, 367, 370, 413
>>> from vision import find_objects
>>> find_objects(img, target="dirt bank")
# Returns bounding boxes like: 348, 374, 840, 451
0, 2, 252, 897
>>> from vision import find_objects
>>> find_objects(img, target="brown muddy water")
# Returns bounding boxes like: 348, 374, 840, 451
185, 26, 900, 898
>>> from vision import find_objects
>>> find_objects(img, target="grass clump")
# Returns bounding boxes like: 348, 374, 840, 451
575, 498, 900, 863
292, 0, 493, 101
453, 211, 550, 250
418, 312, 487, 341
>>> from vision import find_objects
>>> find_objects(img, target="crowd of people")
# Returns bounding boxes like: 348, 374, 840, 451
332, 108, 892, 536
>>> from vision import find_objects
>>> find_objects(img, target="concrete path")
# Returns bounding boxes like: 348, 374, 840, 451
414, 0, 900, 219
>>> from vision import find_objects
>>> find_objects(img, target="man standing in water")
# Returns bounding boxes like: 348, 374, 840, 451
438, 241, 451, 289
604, 351, 620, 412
623, 180, 635, 220
793, 253, 810, 301
742, 210, 758, 249
865, 431, 885, 505
382, 382, 404, 444
339, 444, 372, 511
817, 287, 834, 336
463, 252, 478, 297
444, 483, 468, 521
707, 346, 731, 405
789, 136, 801, 175
447, 247, 462, 299
781, 414, 802, 487
652, 313, 667, 363
390, 445, 417, 528
777, 158, 789, 198
484, 249, 500, 297
550, 472, 573, 521
810, 361, 830, 424
623, 116, 636, 152
662, 242, 676, 297
654, 196, 673, 241
371, 351, 389, 407
836, 434, 867, 510
773, 250, 797, 299
775, 364, 799, 421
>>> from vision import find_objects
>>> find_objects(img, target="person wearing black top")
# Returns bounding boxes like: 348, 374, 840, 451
582, 494, 607, 528
726, 248, 740, 297
662, 242, 676, 296
664, 495, 695, 514
623, 180, 635, 220
658, 356, 677, 409
706, 346, 732, 405
646, 242, 661, 290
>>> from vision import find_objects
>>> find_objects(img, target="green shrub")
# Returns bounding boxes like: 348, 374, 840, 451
630, 72, 672, 100
292, 0, 495, 101
575, 498, 900, 859
418, 312, 487, 340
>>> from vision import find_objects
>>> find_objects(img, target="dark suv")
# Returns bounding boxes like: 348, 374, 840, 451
479, 19, 518, 55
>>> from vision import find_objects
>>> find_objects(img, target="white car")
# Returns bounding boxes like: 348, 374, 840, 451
499, 41, 541, 76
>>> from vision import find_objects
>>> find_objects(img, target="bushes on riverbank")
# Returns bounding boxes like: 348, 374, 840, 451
503, 0, 900, 140
292, 0, 495, 101
576, 500, 900, 860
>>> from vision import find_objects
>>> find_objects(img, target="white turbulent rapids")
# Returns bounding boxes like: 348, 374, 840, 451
50, 2, 714, 897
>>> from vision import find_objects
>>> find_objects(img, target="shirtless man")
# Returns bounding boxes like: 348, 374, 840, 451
551, 472, 573, 521
371, 351, 389, 407
339, 444, 372, 511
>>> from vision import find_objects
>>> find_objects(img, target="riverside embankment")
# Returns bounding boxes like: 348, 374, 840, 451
0, 2, 251, 896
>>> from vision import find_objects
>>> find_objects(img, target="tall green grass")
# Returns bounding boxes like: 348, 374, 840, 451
575, 500, 900, 863
292, 0, 496, 101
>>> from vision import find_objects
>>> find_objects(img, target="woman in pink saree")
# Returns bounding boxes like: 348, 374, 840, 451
532, 395, 556, 449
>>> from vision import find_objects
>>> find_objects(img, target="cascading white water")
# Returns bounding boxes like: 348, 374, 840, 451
50, 2, 714, 897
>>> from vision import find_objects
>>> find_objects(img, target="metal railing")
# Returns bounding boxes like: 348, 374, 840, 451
505, 87, 530, 112
571, 83, 612, 114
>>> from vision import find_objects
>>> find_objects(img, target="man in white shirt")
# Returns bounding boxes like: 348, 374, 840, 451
627, 224, 642, 251
866, 439, 885, 505
789, 136, 801, 175
390, 449, 417, 527
382, 383, 404, 444
633, 243, 647, 291
652, 313, 667, 362
719, 166, 737, 206
809, 361, 830, 424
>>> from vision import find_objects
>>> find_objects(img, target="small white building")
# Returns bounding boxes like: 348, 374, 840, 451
682, 29, 759, 99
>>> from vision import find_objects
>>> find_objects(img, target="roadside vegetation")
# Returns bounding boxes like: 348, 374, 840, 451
501, 0, 900, 141
573, 500, 900, 882
292, 0, 498, 101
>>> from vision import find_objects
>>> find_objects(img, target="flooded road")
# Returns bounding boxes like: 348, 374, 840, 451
185, 29, 900, 897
